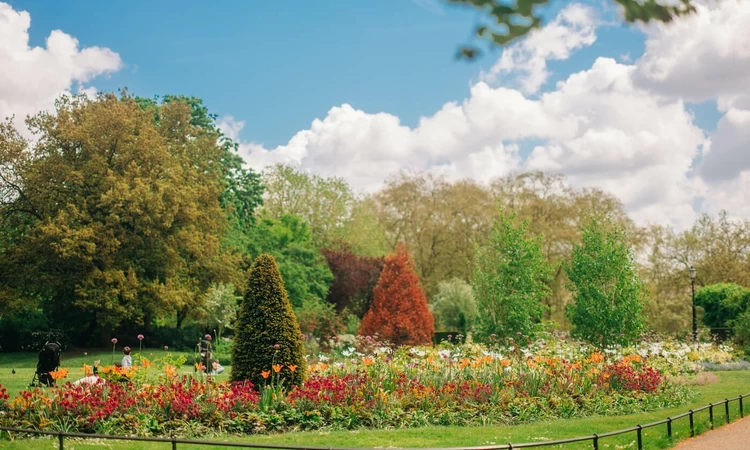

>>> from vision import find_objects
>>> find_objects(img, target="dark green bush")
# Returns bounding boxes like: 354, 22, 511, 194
232, 254, 306, 387
695, 283, 750, 329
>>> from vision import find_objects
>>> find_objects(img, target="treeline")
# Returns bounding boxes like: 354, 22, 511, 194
0, 93, 747, 350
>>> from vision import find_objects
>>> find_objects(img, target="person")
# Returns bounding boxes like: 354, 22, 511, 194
74, 360, 101, 386
210, 359, 224, 375
121, 347, 132, 368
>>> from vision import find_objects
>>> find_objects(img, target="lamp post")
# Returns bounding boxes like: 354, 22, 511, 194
689, 266, 697, 341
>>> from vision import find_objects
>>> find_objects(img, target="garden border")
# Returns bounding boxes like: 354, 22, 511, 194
2, 393, 749, 450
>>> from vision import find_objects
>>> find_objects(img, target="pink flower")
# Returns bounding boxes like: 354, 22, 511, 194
205, 334, 212, 341
111, 338, 118, 344
137, 334, 145, 341
273, 344, 280, 350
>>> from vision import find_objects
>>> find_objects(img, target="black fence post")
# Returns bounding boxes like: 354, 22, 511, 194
725, 398, 730, 424
636, 425, 643, 450
667, 417, 672, 438
592, 433, 599, 450
171, 436, 177, 450
690, 409, 695, 437
508, 443, 513, 449
741, 395, 745, 418
58, 432, 64, 450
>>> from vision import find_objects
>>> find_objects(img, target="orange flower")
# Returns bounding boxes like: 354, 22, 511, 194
195, 362, 206, 371
261, 370, 271, 379
500, 359, 511, 367
141, 358, 152, 369
83, 364, 93, 377
362, 357, 374, 366
589, 352, 605, 363
288, 365, 298, 372
49, 368, 68, 380
164, 364, 176, 378
272, 364, 282, 373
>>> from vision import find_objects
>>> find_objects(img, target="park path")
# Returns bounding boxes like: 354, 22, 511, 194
674, 415, 750, 449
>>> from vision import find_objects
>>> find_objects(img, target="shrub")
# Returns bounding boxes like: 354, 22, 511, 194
231, 254, 306, 387
566, 216, 646, 347
431, 278, 478, 334
358, 243, 434, 345
695, 283, 750, 329
295, 298, 344, 352
471, 210, 551, 340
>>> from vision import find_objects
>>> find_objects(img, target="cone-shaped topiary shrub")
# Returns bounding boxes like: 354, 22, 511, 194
231, 253, 306, 387
358, 243, 434, 345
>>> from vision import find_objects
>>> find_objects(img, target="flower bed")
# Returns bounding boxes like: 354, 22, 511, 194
0, 338, 710, 437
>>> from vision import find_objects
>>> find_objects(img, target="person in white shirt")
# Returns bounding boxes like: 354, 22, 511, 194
211, 359, 224, 375
74, 360, 101, 386
121, 347, 132, 368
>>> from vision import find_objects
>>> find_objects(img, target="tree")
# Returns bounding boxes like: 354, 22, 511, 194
471, 210, 551, 340
448, 0, 697, 60
566, 216, 647, 347
198, 283, 241, 341
359, 243, 435, 345
321, 246, 384, 318
694, 283, 750, 330
231, 254, 306, 387
247, 214, 333, 309
431, 278, 478, 334
0, 93, 239, 342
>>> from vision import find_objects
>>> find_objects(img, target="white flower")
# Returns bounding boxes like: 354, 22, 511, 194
438, 349, 451, 359
318, 354, 329, 362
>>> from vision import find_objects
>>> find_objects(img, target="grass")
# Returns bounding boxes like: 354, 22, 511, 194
0, 349, 229, 398
1, 350, 749, 450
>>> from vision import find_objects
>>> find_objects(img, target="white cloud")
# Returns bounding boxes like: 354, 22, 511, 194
634, 0, 750, 108
0, 2, 122, 129
480, 3, 598, 94
222, 1, 750, 230
699, 108, 750, 182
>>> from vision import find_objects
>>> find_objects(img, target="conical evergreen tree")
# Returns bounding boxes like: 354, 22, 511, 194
358, 243, 434, 345
231, 254, 306, 387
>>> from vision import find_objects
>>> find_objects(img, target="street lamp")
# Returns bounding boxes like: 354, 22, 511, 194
689, 266, 697, 341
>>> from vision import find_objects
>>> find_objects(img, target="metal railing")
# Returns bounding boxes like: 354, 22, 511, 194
1, 393, 748, 450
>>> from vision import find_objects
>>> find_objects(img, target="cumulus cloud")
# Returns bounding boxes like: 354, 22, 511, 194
480, 3, 598, 94
223, 1, 750, 229
634, 0, 750, 108
0, 2, 122, 129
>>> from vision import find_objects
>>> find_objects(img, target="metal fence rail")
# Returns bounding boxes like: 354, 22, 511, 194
1, 393, 748, 450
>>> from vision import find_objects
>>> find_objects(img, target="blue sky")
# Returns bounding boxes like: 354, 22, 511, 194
9, 0, 718, 147
2, 0, 747, 228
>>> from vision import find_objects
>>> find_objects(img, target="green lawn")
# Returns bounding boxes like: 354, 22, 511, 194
0, 349, 227, 398
1, 351, 749, 450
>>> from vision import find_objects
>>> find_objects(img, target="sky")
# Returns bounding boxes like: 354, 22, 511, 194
1, 0, 749, 230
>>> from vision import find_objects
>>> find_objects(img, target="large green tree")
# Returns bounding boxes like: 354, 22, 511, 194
566, 216, 647, 347
471, 209, 551, 340
247, 214, 333, 308
0, 92, 240, 341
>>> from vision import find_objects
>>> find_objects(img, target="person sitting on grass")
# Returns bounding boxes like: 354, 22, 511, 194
211, 359, 224, 375
74, 360, 101, 386
121, 346, 132, 368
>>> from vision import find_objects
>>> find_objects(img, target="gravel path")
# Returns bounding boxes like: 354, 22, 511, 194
674, 415, 750, 449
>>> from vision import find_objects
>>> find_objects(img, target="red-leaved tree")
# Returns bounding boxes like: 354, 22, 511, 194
322, 245, 384, 318
358, 243, 435, 345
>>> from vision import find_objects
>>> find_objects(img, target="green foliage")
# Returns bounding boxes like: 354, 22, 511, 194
0, 92, 240, 340
198, 283, 241, 339
471, 210, 551, 340
247, 214, 333, 308
431, 278, 478, 334
294, 299, 343, 352
566, 216, 647, 347
695, 283, 750, 330
448, 0, 697, 60
231, 254, 306, 387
